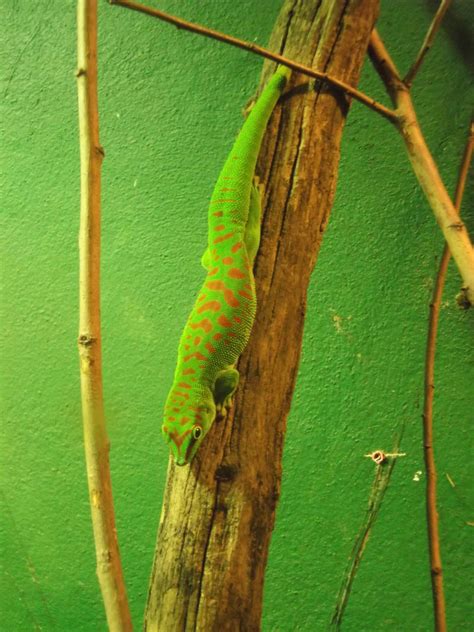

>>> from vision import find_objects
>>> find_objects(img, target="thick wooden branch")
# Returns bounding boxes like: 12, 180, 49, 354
144, 1, 380, 629
369, 29, 474, 306
76, 1, 132, 629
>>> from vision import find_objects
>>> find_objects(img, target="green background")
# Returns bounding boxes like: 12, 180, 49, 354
1, 1, 473, 630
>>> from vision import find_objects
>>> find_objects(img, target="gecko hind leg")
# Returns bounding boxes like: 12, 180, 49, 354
201, 247, 211, 270
213, 367, 240, 417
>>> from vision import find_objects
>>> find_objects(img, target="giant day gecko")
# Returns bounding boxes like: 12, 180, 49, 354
162, 66, 291, 465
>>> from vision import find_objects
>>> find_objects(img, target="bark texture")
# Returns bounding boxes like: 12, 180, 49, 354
145, 1, 379, 630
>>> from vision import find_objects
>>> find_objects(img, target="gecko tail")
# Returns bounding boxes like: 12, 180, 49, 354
275, 64, 292, 83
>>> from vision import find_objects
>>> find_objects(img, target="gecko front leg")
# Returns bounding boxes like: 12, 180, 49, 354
213, 367, 240, 418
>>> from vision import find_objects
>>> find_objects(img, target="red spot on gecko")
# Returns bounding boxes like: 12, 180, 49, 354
168, 417, 175, 421
213, 332, 223, 340
215, 224, 226, 231
225, 290, 239, 307
197, 300, 221, 314
228, 268, 246, 279
212, 211, 224, 217
177, 382, 191, 389
206, 280, 224, 291
180, 416, 190, 425
189, 319, 213, 333
220, 188, 236, 192
208, 267, 219, 276
213, 232, 234, 244
210, 199, 236, 204
182, 368, 195, 375
207, 281, 240, 308
222, 257, 233, 265
174, 391, 189, 400
234, 316, 242, 323
184, 344, 190, 350
194, 336, 202, 346
197, 294, 206, 302
231, 241, 243, 253
239, 290, 253, 300
205, 342, 216, 354
218, 314, 233, 328
169, 429, 191, 449
228, 331, 237, 338
183, 351, 208, 363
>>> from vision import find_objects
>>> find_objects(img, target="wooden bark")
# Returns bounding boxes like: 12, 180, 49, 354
145, 1, 379, 630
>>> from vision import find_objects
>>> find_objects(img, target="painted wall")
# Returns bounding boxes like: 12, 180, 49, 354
2, 1, 472, 630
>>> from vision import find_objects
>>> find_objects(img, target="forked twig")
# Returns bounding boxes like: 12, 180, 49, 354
422, 121, 473, 630
77, 1, 132, 629
404, 0, 453, 87
368, 29, 474, 306
109, 0, 397, 123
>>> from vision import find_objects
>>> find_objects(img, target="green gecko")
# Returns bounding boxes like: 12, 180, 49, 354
162, 66, 291, 465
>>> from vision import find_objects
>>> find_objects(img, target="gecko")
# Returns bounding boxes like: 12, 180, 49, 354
162, 66, 291, 465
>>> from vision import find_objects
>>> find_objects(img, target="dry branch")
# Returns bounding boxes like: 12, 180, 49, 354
109, 0, 396, 123
404, 0, 453, 87
144, 1, 380, 629
422, 121, 473, 632
76, 1, 132, 629
369, 29, 474, 306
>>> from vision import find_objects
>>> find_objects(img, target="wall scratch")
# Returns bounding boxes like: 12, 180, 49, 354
3, 20, 43, 99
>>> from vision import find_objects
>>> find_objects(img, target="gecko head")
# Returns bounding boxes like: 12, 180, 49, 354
162, 399, 216, 466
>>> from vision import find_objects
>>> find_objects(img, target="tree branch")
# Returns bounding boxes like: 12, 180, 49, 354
143, 1, 381, 628
404, 0, 453, 87
368, 29, 474, 306
109, 0, 397, 123
76, 1, 132, 629
422, 120, 473, 632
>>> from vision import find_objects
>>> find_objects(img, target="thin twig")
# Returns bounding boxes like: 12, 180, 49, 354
109, 0, 397, 123
331, 428, 404, 630
422, 120, 472, 632
368, 30, 474, 306
404, 0, 453, 87
77, 1, 133, 630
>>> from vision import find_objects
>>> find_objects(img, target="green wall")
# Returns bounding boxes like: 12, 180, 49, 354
2, 1, 473, 630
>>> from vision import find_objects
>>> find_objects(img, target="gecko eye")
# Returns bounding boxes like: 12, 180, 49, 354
193, 426, 203, 440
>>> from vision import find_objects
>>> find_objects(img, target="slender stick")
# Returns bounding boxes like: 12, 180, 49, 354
422, 122, 473, 632
77, 1, 133, 630
404, 0, 453, 87
108, 0, 397, 123
368, 30, 474, 306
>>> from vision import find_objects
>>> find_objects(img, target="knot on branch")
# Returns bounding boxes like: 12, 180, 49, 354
215, 463, 238, 482
456, 288, 472, 310
78, 334, 97, 347
448, 221, 465, 232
